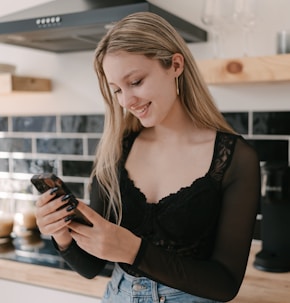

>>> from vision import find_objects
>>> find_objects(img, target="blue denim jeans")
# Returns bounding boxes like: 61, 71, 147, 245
101, 263, 220, 303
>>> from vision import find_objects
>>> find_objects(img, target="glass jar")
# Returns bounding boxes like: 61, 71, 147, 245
13, 200, 37, 237
0, 199, 14, 240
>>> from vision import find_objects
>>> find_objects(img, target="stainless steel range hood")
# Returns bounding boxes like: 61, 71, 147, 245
0, 0, 207, 53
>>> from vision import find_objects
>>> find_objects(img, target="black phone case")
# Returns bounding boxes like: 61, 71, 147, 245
31, 173, 93, 226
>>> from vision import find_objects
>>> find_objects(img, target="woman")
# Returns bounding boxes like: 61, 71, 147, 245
35, 12, 260, 303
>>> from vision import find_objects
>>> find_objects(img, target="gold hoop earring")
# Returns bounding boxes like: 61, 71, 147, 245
175, 77, 180, 96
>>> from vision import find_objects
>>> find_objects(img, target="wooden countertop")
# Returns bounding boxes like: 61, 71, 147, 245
0, 259, 110, 298
233, 241, 290, 303
0, 241, 290, 302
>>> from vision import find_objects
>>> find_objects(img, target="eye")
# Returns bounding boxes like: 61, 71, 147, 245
131, 79, 142, 86
113, 88, 121, 94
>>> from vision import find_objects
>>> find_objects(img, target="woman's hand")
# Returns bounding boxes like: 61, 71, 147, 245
68, 201, 142, 264
35, 189, 74, 250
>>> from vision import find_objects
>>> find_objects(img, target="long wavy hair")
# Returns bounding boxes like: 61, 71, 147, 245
92, 12, 234, 224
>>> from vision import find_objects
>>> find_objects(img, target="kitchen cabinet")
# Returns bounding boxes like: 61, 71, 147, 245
0, 258, 109, 298
0, 279, 101, 303
197, 54, 290, 85
0, 73, 52, 93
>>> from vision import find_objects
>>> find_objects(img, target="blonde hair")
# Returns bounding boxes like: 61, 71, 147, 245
92, 12, 234, 224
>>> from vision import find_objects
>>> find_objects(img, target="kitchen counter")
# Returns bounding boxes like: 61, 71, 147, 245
0, 257, 110, 298
233, 240, 290, 303
0, 232, 112, 298
1, 240, 290, 302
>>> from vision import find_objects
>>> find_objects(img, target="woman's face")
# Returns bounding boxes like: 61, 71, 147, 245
102, 51, 183, 128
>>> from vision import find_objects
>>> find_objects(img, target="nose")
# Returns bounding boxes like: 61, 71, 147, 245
117, 89, 137, 109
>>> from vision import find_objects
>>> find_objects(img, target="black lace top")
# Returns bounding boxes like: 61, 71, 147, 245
58, 131, 260, 302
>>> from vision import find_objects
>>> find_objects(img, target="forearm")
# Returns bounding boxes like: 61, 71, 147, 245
132, 239, 240, 302
52, 237, 107, 279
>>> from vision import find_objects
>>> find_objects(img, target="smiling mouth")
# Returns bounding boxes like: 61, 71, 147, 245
130, 102, 151, 115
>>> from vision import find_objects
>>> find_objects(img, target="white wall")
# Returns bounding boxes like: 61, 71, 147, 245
0, 0, 289, 115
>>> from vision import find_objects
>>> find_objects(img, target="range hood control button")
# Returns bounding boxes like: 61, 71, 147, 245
35, 16, 62, 27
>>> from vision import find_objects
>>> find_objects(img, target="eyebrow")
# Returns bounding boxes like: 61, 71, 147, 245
108, 69, 140, 85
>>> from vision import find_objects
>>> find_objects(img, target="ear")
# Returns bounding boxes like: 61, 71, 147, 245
172, 53, 184, 77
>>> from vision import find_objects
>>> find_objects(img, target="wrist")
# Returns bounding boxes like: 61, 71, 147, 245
124, 232, 142, 265
52, 229, 72, 251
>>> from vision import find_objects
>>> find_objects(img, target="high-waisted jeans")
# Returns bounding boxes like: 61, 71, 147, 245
101, 263, 221, 303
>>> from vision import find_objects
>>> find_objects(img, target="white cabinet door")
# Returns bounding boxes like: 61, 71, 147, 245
0, 279, 101, 303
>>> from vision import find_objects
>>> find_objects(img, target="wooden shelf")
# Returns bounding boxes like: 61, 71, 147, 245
197, 54, 290, 85
0, 73, 52, 93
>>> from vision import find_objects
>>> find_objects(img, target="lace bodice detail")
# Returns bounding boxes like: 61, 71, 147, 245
119, 132, 236, 259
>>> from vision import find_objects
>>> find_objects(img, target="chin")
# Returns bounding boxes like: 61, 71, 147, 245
139, 120, 155, 128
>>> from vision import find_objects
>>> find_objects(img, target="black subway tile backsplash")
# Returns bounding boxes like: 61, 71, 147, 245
66, 182, 85, 198
0, 137, 32, 152
223, 112, 249, 134
0, 117, 8, 131
0, 178, 32, 194
0, 112, 289, 242
88, 138, 100, 155
62, 160, 93, 177
12, 159, 57, 174
253, 112, 290, 135
0, 115, 101, 203
37, 138, 83, 155
0, 158, 9, 172
61, 115, 104, 133
12, 116, 56, 132
247, 139, 289, 162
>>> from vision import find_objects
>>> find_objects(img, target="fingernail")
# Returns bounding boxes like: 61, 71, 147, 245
50, 187, 58, 195
66, 204, 76, 212
61, 193, 72, 201
69, 196, 79, 207
64, 214, 75, 222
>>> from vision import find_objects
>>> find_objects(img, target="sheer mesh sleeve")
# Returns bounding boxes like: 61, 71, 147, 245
54, 177, 108, 279
132, 137, 260, 302
53, 237, 106, 279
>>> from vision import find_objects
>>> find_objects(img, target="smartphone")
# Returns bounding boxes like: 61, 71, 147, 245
31, 173, 93, 227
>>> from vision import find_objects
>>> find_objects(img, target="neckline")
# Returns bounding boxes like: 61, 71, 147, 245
122, 131, 221, 205
123, 168, 210, 205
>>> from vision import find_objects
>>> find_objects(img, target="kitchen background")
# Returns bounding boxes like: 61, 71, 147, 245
0, 0, 290, 302
1, 0, 289, 232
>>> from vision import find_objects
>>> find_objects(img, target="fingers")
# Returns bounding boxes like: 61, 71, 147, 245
76, 201, 104, 224
36, 202, 71, 234
35, 190, 77, 235
68, 202, 102, 236
35, 187, 57, 207
36, 190, 75, 216
37, 214, 70, 235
